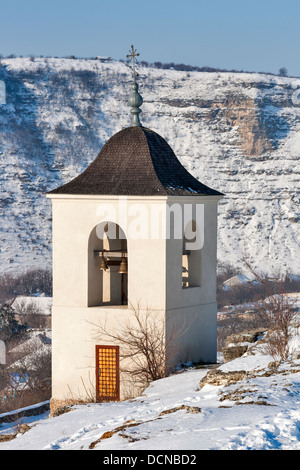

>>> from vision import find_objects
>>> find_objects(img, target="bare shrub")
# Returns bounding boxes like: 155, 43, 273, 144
91, 303, 189, 390
217, 262, 270, 309
243, 260, 298, 361
1, 342, 51, 413
0, 269, 52, 304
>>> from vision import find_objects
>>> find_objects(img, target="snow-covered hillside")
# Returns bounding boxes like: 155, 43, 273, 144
0, 354, 299, 450
0, 57, 299, 276
1, 301, 299, 450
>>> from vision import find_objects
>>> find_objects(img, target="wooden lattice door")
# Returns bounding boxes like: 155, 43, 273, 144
96, 345, 120, 401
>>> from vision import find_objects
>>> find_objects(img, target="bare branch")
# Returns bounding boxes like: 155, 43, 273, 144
89, 303, 191, 388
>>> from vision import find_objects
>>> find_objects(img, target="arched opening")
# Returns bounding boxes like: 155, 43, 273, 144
182, 220, 201, 288
88, 222, 128, 306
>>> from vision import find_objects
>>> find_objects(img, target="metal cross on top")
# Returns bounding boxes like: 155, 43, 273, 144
126, 45, 140, 80
126, 45, 143, 126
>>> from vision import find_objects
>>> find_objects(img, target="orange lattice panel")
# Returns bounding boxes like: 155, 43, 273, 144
96, 345, 119, 401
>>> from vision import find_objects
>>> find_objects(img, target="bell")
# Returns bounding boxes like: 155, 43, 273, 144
99, 257, 108, 271
118, 257, 127, 274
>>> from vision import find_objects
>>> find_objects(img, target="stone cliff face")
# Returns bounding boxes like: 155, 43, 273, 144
0, 58, 299, 276
163, 83, 294, 157
218, 94, 277, 156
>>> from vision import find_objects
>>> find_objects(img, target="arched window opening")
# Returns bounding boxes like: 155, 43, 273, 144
182, 243, 190, 288
182, 220, 201, 289
88, 222, 128, 307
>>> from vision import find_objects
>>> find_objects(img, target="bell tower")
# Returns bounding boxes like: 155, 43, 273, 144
47, 47, 223, 413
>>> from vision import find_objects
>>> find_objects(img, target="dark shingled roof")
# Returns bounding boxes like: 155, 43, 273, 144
48, 126, 223, 197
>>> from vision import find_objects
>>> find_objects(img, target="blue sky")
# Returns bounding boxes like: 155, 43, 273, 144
1, 0, 300, 76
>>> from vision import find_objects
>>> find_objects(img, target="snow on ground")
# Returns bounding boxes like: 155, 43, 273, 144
0, 354, 299, 451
